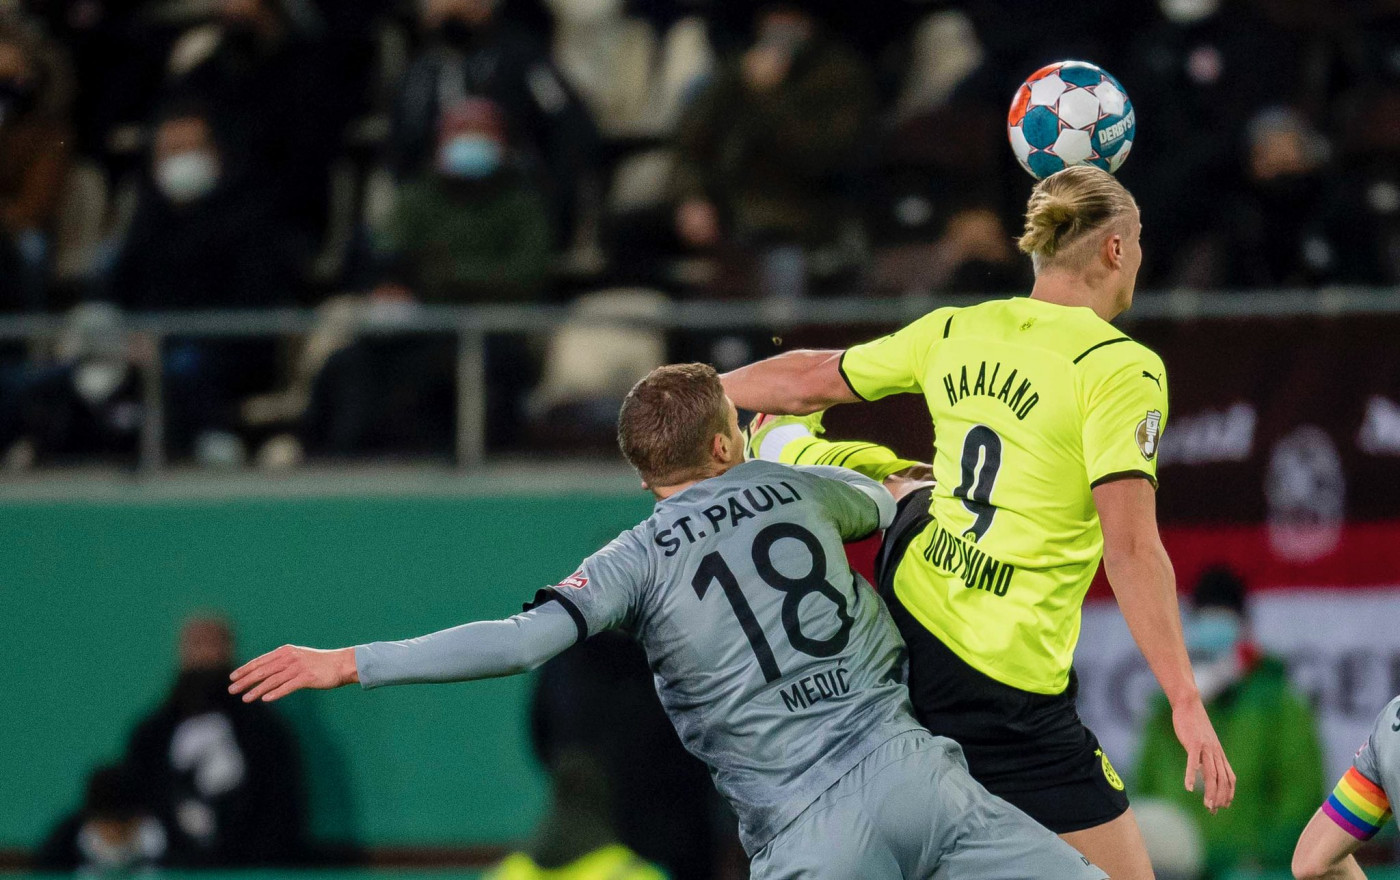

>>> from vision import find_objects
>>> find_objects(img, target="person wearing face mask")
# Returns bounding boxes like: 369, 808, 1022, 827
121, 616, 309, 867
301, 99, 551, 458
390, 0, 599, 241
1135, 566, 1324, 879
376, 97, 552, 304
164, 0, 339, 248
107, 106, 298, 460
0, 23, 73, 311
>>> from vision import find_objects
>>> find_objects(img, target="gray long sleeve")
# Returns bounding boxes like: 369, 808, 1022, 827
354, 600, 580, 689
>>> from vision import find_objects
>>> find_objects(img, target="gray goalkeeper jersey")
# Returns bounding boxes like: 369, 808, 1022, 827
529, 460, 920, 853
1351, 696, 1400, 819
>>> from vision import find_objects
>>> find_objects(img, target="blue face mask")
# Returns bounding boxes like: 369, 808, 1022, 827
1185, 610, 1241, 660
439, 135, 502, 179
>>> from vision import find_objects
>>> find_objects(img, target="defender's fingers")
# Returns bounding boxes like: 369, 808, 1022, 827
231, 651, 283, 682
241, 669, 298, 703
1217, 749, 1237, 807
1184, 745, 1201, 793
230, 657, 288, 694
260, 679, 305, 702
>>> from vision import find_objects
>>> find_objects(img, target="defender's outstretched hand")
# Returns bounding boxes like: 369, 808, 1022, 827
229, 644, 358, 702
1174, 696, 1237, 812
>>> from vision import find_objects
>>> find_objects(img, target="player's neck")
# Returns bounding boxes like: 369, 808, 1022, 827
1029, 273, 1122, 322
650, 461, 741, 500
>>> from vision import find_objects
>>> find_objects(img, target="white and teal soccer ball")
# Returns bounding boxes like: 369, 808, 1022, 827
1007, 60, 1135, 179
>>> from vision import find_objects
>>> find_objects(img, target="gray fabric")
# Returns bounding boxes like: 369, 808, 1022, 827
1354, 695, 1400, 800
538, 460, 916, 853
750, 730, 1109, 880
355, 601, 579, 688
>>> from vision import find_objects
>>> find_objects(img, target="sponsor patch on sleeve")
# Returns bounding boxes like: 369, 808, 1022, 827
555, 571, 589, 590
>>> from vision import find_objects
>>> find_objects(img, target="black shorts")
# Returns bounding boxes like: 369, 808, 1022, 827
875, 487, 1130, 835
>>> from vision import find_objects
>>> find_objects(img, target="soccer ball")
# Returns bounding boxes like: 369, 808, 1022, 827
1007, 61, 1135, 180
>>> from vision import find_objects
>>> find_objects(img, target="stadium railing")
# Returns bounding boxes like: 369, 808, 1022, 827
2, 287, 1396, 475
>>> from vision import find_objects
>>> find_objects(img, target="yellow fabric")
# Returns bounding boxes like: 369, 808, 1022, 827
841, 296, 1168, 693
484, 845, 668, 880
778, 436, 920, 482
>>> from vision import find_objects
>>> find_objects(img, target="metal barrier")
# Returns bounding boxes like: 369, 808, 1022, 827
3, 287, 1397, 475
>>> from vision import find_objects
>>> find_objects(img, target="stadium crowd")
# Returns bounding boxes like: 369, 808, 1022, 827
0, 0, 1398, 465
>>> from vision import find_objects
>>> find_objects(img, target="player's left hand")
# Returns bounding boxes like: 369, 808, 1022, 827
1172, 695, 1237, 813
228, 644, 358, 702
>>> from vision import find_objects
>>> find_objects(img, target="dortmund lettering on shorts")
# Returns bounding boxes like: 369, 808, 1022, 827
841, 296, 1169, 694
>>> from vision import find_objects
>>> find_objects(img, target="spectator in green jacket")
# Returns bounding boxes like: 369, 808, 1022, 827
1134, 566, 1324, 879
376, 96, 553, 304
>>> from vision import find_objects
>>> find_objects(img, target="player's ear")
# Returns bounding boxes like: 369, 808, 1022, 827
711, 431, 729, 463
1103, 233, 1124, 270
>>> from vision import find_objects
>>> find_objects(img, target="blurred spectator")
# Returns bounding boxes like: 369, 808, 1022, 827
390, 0, 600, 240
36, 764, 169, 874
107, 105, 299, 311
375, 98, 552, 303
670, 3, 876, 295
869, 205, 1026, 295
0, 18, 73, 311
106, 105, 295, 460
1198, 107, 1336, 288
1121, 0, 1303, 283
483, 751, 667, 880
301, 98, 550, 459
0, 302, 139, 468
530, 631, 720, 880
165, 0, 341, 246
1318, 86, 1400, 284
1134, 566, 1324, 879
123, 616, 309, 867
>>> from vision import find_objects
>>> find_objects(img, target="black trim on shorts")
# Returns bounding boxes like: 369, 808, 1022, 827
1090, 469, 1158, 489
522, 588, 587, 643
837, 351, 868, 401
1072, 337, 1132, 364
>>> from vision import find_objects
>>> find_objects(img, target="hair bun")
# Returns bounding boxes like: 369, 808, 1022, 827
1017, 166, 1136, 261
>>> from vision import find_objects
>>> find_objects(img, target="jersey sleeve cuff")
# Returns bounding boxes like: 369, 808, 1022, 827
1090, 469, 1158, 490
523, 588, 587, 644
837, 351, 869, 402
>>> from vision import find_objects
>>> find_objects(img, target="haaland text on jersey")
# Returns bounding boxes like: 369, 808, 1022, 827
941, 360, 1041, 420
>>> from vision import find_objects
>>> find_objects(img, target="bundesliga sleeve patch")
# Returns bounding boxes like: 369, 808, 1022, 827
1323, 767, 1392, 840
1136, 410, 1162, 460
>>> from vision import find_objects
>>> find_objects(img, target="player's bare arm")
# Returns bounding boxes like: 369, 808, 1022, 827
230, 645, 358, 702
721, 349, 858, 415
1293, 810, 1368, 880
1094, 475, 1236, 812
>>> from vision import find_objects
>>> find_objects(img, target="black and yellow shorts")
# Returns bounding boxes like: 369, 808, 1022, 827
875, 487, 1130, 834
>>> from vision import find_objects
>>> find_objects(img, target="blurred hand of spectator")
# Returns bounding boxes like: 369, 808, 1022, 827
674, 198, 720, 249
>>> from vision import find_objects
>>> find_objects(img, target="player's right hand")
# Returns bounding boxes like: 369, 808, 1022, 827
228, 644, 358, 703
1172, 696, 1237, 813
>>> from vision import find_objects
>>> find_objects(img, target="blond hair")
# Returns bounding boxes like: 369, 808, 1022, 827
1017, 166, 1137, 267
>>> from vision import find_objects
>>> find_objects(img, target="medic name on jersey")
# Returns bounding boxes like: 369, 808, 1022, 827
943, 360, 1040, 420
654, 480, 804, 557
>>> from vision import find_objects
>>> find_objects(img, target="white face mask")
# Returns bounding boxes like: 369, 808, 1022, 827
1160, 0, 1220, 24
156, 151, 220, 204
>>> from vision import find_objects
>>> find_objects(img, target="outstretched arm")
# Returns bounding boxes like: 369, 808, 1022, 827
228, 601, 579, 702
1095, 476, 1236, 812
721, 350, 858, 415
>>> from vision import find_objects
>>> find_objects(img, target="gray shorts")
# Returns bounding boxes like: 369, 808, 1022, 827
749, 730, 1108, 880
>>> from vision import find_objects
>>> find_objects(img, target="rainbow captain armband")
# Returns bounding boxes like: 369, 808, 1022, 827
1323, 767, 1393, 840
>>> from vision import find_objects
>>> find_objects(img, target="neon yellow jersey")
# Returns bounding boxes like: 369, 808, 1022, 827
484, 845, 668, 880
841, 296, 1168, 694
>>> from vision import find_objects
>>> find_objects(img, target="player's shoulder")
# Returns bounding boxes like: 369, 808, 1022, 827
1070, 326, 1163, 378
1372, 694, 1400, 741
